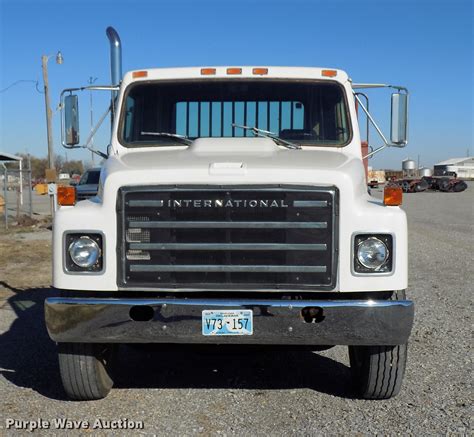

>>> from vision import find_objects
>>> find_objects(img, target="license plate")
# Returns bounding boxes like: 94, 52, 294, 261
202, 310, 253, 336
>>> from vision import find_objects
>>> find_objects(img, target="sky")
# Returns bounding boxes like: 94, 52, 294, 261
0, 0, 472, 170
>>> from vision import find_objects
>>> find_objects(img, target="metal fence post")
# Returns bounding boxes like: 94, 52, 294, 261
3, 165, 7, 229
16, 184, 20, 222
27, 154, 33, 218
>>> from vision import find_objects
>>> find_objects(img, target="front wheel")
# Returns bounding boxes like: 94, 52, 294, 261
58, 343, 115, 400
348, 343, 407, 399
348, 290, 408, 399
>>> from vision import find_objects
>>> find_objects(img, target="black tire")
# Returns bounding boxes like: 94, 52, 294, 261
438, 178, 451, 192
348, 290, 408, 399
452, 181, 467, 192
415, 179, 429, 192
58, 343, 115, 400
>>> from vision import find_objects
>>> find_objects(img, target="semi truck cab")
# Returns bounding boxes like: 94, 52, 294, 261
45, 28, 414, 400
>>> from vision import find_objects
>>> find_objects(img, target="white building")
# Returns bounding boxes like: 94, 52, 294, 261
434, 157, 474, 179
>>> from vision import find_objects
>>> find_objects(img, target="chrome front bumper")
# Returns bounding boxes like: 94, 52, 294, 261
45, 297, 414, 345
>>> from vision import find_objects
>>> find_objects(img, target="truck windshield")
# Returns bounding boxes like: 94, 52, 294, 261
120, 80, 351, 147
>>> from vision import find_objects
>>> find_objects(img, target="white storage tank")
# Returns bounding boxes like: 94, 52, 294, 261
402, 159, 416, 171
402, 159, 417, 177
419, 167, 433, 177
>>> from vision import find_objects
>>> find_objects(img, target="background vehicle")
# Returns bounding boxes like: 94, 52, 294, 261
422, 176, 468, 192
45, 27, 414, 401
75, 167, 101, 200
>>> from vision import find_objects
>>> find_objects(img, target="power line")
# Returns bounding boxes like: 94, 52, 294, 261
0, 79, 40, 94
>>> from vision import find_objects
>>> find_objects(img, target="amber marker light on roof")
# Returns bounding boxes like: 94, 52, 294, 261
57, 186, 76, 206
322, 69, 337, 77
227, 68, 242, 75
383, 186, 403, 206
132, 71, 148, 78
201, 68, 216, 75
252, 68, 268, 75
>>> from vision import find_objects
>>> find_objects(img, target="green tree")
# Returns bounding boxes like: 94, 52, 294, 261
13, 154, 48, 179
62, 160, 84, 175
13, 153, 85, 179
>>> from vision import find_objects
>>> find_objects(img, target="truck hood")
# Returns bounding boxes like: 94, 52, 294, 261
105, 138, 364, 189
57, 137, 408, 294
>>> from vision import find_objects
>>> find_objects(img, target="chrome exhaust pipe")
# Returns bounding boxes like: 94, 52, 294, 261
106, 26, 122, 125
106, 26, 122, 87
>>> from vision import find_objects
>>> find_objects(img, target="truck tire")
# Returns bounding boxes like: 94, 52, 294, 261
348, 290, 408, 399
452, 181, 467, 192
438, 178, 451, 192
58, 343, 114, 400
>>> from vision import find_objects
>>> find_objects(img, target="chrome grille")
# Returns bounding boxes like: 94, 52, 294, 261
117, 186, 337, 290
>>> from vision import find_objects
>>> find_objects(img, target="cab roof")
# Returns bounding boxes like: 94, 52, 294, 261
122, 66, 349, 86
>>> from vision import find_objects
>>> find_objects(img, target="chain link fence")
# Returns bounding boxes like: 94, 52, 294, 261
1, 157, 33, 229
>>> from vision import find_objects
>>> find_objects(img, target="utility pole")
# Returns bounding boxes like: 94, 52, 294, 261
42, 55, 55, 171
41, 51, 63, 216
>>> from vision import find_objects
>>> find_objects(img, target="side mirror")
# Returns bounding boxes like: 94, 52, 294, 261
390, 93, 408, 144
64, 94, 80, 145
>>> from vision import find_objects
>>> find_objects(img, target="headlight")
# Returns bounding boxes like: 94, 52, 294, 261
354, 235, 392, 273
357, 238, 388, 269
68, 236, 101, 268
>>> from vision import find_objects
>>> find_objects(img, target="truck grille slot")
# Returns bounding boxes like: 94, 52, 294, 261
118, 186, 337, 290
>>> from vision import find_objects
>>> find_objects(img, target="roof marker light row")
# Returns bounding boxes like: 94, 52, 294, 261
131, 68, 338, 79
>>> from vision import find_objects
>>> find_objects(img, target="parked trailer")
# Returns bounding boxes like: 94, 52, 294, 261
393, 176, 468, 193
393, 178, 430, 193
423, 176, 468, 192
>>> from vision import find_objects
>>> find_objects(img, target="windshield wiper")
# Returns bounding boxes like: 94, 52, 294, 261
231, 124, 301, 150
140, 131, 193, 145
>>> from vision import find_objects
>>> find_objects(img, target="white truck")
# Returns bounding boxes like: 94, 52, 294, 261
45, 27, 414, 400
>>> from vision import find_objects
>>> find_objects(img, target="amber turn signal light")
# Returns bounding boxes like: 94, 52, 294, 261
201, 68, 216, 75
252, 68, 268, 75
132, 70, 148, 78
57, 186, 76, 206
226, 68, 242, 75
322, 69, 337, 77
383, 186, 403, 206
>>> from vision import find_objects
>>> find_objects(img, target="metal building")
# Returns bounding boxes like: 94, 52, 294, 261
434, 157, 474, 180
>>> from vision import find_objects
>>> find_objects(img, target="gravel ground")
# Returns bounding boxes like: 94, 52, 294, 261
0, 186, 472, 436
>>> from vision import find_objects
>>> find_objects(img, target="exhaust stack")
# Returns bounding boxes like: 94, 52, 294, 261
106, 26, 122, 87
106, 26, 122, 126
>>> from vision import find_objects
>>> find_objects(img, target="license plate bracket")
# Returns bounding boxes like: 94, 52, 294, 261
202, 309, 253, 336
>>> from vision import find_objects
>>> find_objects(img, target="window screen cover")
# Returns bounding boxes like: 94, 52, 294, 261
120, 80, 351, 147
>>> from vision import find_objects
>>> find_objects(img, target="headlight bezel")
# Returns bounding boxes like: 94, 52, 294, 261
353, 233, 393, 274
64, 232, 104, 274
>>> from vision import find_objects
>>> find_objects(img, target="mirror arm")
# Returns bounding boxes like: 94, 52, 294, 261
80, 104, 111, 150
65, 105, 111, 159
388, 85, 408, 94
353, 92, 407, 150
354, 93, 389, 145
352, 83, 409, 94
87, 148, 108, 160
355, 92, 370, 145
61, 85, 120, 94
363, 144, 388, 160
60, 86, 119, 156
